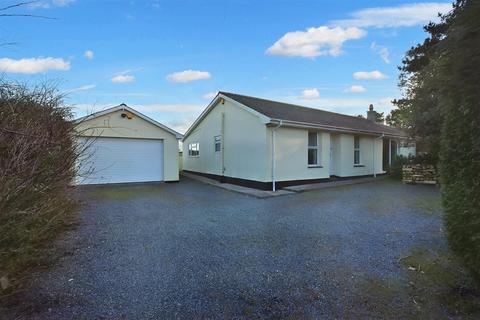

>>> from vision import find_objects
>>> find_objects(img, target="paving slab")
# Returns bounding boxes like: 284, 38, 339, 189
283, 175, 388, 192
180, 171, 295, 198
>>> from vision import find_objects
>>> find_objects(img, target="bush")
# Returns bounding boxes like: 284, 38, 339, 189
0, 82, 80, 294
388, 155, 409, 180
437, 1, 480, 283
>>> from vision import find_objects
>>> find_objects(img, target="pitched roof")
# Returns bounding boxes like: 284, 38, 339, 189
75, 103, 183, 139
220, 92, 406, 138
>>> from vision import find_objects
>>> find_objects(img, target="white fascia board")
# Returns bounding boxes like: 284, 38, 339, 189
182, 93, 272, 141
219, 94, 271, 124
75, 104, 183, 139
182, 94, 221, 141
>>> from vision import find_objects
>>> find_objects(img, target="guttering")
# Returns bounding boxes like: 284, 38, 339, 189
268, 118, 406, 139
271, 120, 283, 192
373, 133, 385, 178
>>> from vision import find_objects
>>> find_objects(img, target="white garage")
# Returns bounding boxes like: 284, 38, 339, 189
75, 104, 182, 185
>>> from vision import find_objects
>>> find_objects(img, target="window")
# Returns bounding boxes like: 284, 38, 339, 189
214, 135, 221, 152
308, 132, 321, 166
188, 142, 200, 157
354, 136, 361, 165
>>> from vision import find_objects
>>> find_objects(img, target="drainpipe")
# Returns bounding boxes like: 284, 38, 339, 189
271, 120, 283, 191
373, 134, 385, 178
221, 112, 225, 176
388, 139, 392, 166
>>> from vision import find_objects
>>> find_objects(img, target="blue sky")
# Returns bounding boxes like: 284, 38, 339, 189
0, 0, 452, 133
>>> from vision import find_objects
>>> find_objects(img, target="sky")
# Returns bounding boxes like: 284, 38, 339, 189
0, 0, 453, 133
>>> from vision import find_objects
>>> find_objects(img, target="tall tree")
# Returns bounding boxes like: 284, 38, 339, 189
389, 10, 453, 159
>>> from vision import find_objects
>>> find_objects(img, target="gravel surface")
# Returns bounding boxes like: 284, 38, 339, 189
12, 177, 445, 319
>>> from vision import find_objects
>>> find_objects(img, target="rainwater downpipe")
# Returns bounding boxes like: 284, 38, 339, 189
271, 120, 283, 191
373, 133, 385, 178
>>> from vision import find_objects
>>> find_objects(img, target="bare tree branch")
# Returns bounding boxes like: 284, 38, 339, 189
0, 1, 36, 12
0, 41, 18, 46
0, 2, 56, 20
0, 13, 56, 19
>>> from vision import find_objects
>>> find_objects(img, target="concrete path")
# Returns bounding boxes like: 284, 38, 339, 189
283, 175, 389, 192
182, 171, 388, 196
180, 171, 295, 198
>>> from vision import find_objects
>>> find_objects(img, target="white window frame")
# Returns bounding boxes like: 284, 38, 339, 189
214, 135, 221, 153
308, 131, 321, 167
353, 136, 361, 165
188, 142, 200, 157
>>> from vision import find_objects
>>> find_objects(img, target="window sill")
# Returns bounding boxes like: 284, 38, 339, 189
308, 165, 323, 168
353, 164, 365, 167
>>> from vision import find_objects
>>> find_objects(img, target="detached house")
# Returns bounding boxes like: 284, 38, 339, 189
182, 92, 414, 190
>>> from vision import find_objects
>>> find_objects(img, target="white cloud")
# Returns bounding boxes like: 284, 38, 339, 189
84, 50, 94, 60
0, 57, 70, 74
167, 70, 211, 83
332, 2, 452, 28
299, 88, 320, 100
68, 84, 96, 93
203, 92, 218, 100
353, 71, 388, 80
134, 104, 203, 113
27, 2, 50, 9
371, 42, 390, 64
52, 0, 75, 6
166, 117, 198, 134
345, 85, 366, 93
111, 74, 135, 83
29, 0, 75, 8
266, 26, 366, 58
379, 47, 390, 64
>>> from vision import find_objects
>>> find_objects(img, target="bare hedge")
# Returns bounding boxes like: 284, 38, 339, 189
0, 82, 80, 293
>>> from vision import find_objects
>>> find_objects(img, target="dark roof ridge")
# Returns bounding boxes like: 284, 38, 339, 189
218, 91, 406, 138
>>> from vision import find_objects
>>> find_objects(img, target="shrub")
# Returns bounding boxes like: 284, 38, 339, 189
388, 155, 409, 180
437, 0, 480, 283
0, 82, 81, 294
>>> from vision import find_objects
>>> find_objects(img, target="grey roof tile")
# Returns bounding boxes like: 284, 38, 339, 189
220, 91, 406, 137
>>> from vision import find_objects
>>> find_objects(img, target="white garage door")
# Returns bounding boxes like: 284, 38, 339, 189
77, 137, 164, 185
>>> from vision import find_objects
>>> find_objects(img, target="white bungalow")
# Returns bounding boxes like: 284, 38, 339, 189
182, 92, 414, 190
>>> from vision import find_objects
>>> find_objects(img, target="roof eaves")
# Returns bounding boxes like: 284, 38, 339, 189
182, 93, 272, 141
269, 118, 407, 138
75, 104, 183, 139
182, 94, 222, 141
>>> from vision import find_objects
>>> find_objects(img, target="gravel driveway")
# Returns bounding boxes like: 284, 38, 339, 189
14, 177, 449, 319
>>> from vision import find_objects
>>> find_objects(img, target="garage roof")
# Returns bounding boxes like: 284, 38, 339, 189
76, 104, 183, 139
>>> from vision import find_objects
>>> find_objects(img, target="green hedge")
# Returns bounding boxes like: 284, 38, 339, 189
438, 0, 480, 282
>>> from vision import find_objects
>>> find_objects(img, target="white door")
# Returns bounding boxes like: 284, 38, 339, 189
76, 137, 164, 185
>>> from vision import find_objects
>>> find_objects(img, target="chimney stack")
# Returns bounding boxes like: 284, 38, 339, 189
367, 104, 376, 121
